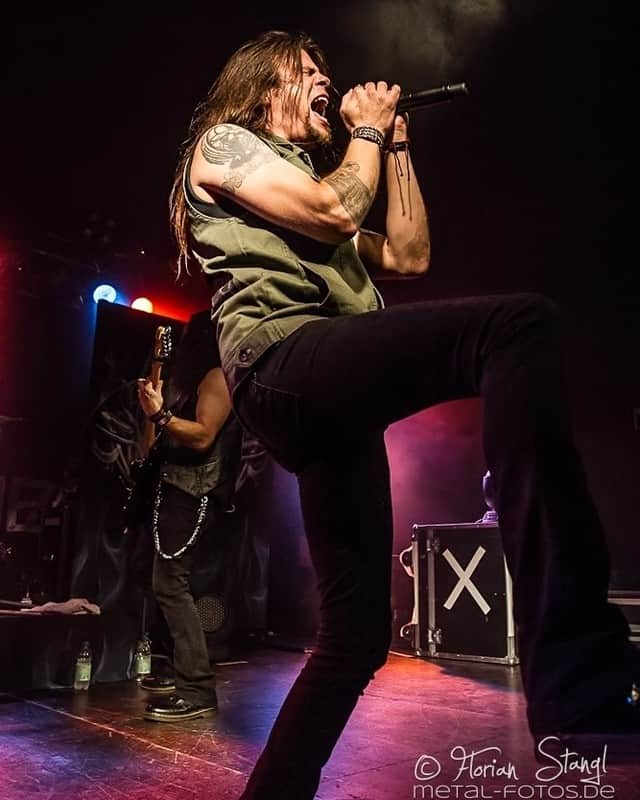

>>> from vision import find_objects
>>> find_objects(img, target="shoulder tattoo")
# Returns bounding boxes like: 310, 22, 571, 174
201, 125, 278, 194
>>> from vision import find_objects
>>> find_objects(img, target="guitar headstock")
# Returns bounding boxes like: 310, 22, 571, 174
153, 325, 173, 362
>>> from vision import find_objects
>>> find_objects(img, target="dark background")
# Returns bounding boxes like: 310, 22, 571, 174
1, 1, 636, 638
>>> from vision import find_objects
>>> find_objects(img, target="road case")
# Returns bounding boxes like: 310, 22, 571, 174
410, 522, 519, 665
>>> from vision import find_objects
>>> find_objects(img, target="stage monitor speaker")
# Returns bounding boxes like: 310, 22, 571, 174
196, 593, 229, 637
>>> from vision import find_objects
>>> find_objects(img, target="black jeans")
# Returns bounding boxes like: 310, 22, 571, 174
151, 482, 217, 707
234, 293, 635, 800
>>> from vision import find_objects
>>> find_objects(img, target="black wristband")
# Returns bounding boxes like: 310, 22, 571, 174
384, 140, 410, 154
148, 408, 166, 423
351, 126, 385, 151
155, 410, 174, 429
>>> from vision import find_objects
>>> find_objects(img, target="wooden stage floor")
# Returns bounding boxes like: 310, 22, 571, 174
1, 648, 639, 799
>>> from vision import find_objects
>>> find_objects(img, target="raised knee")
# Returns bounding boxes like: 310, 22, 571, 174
493, 293, 562, 350
513, 292, 560, 326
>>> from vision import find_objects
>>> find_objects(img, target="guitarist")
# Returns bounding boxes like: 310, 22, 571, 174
136, 310, 243, 722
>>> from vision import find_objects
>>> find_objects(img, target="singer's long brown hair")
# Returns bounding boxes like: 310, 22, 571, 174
169, 30, 331, 275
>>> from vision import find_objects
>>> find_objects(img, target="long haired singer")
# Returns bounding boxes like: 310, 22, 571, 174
169, 30, 638, 800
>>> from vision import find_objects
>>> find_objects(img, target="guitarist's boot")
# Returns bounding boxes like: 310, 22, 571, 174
140, 675, 176, 694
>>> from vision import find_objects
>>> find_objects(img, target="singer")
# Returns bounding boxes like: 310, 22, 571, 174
170, 30, 639, 800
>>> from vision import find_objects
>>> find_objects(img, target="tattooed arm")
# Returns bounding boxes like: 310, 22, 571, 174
190, 123, 373, 244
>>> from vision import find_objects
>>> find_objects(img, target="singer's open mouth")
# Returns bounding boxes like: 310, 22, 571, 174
310, 95, 329, 124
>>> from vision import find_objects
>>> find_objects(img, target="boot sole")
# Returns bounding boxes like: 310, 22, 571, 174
143, 706, 217, 722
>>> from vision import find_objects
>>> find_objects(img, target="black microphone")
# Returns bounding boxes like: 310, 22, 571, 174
397, 82, 469, 112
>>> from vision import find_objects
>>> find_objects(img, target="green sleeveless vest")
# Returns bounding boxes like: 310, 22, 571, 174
185, 133, 382, 391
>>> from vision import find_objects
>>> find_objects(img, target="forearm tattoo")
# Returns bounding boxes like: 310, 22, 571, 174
325, 161, 373, 225
201, 125, 277, 194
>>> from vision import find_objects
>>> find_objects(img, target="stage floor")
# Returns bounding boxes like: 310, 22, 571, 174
1, 648, 638, 799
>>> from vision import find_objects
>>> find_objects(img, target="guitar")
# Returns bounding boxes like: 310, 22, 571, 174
123, 325, 172, 530
141, 325, 173, 458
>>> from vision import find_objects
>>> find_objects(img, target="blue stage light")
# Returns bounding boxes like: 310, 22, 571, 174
92, 284, 117, 304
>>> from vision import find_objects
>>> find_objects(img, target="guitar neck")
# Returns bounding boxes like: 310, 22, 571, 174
141, 360, 164, 458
